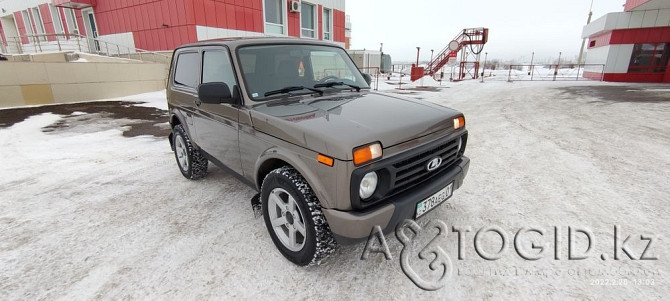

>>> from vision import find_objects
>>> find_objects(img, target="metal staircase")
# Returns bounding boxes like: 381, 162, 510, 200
410, 28, 488, 81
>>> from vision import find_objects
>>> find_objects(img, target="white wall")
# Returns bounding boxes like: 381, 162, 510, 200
583, 9, 670, 38
97, 32, 136, 54
0, 0, 51, 18
195, 25, 264, 41
299, 0, 345, 12
585, 44, 634, 74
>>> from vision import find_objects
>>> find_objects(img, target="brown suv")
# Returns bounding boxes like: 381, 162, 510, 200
167, 37, 470, 266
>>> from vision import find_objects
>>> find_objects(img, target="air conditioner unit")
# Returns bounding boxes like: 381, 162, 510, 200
290, 0, 300, 13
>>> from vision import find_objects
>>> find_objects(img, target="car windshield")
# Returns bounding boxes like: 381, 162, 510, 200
237, 44, 370, 101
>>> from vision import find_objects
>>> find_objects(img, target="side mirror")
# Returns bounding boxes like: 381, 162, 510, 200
362, 73, 372, 85
198, 82, 234, 104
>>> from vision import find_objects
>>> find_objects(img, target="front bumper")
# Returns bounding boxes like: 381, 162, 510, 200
322, 155, 470, 244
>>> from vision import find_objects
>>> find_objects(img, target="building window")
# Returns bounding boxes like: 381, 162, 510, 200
628, 43, 670, 73
323, 8, 332, 40
264, 0, 285, 35
49, 4, 64, 35
301, 2, 316, 38
589, 40, 596, 48
31, 7, 47, 41
21, 11, 34, 36
64, 8, 79, 35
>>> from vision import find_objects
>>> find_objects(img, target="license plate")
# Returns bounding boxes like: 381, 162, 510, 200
415, 182, 453, 218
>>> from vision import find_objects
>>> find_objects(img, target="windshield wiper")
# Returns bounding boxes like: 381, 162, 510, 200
313, 82, 361, 92
264, 86, 324, 97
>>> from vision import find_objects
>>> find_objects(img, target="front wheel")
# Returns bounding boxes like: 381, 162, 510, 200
261, 166, 336, 266
172, 124, 208, 180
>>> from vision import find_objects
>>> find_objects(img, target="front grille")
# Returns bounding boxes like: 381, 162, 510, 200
350, 132, 466, 210
389, 137, 461, 196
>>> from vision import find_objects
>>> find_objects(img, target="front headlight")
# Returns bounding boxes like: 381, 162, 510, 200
359, 171, 378, 199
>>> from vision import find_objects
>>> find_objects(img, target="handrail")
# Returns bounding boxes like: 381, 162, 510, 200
2, 32, 169, 61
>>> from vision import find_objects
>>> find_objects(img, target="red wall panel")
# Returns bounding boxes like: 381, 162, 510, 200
603, 72, 664, 82
64, 0, 328, 50
58, 8, 71, 38
38, 4, 58, 41
168, 1, 179, 27
317, 5, 323, 40
76, 10, 87, 36
588, 32, 612, 49
333, 9, 345, 42
624, 0, 650, 11
235, 7, 245, 30
0, 21, 6, 45
287, 0, 299, 37
609, 27, 670, 45
244, 8, 254, 31
14, 12, 29, 44
27, 9, 38, 37
253, 12, 262, 32
204, 0, 217, 27
585, 71, 669, 83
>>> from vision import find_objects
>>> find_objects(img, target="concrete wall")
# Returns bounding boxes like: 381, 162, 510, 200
0, 60, 167, 108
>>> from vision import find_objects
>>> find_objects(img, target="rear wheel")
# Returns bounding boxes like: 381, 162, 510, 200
261, 166, 336, 266
172, 124, 208, 180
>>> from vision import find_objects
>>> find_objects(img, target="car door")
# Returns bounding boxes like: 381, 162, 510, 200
169, 50, 200, 138
192, 46, 243, 175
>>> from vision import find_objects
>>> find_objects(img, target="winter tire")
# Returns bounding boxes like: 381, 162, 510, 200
172, 124, 208, 180
261, 166, 336, 266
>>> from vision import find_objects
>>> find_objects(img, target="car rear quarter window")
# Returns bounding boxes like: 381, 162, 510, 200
174, 52, 199, 89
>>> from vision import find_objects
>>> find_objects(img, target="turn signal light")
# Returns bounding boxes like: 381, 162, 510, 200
317, 154, 334, 167
353, 143, 382, 166
454, 116, 465, 129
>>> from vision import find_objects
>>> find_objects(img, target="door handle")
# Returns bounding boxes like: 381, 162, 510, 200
194, 99, 202, 106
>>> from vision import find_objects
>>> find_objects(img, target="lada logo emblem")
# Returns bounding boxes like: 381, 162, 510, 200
426, 157, 442, 172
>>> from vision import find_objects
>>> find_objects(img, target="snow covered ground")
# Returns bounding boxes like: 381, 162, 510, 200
0, 80, 668, 300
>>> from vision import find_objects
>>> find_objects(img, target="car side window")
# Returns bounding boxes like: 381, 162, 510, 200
202, 50, 237, 97
174, 52, 199, 88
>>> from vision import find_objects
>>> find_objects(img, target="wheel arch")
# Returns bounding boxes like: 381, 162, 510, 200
254, 149, 334, 209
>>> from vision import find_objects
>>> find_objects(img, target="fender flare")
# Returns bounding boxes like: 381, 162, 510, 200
254, 147, 334, 209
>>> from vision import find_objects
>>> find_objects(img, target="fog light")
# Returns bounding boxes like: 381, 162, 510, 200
359, 171, 378, 199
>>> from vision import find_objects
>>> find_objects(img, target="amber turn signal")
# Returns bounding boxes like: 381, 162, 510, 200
317, 154, 334, 167
454, 116, 465, 129
353, 143, 382, 166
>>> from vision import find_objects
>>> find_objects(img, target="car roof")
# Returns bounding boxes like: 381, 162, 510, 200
174, 36, 342, 51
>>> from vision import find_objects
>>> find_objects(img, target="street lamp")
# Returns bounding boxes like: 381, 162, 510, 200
554, 51, 562, 80
430, 49, 434, 63
380, 43, 384, 74
578, 0, 594, 64
481, 52, 488, 83
530, 51, 535, 79
416, 47, 421, 66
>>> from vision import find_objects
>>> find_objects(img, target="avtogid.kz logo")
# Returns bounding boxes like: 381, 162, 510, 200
361, 219, 453, 291
361, 220, 659, 291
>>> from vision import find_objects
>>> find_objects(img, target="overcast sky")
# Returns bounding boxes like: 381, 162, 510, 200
347, 0, 626, 63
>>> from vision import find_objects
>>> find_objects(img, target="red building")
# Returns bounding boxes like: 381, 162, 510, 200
582, 0, 670, 82
0, 0, 346, 54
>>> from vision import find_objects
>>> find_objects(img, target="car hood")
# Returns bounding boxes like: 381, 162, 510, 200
250, 91, 461, 161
